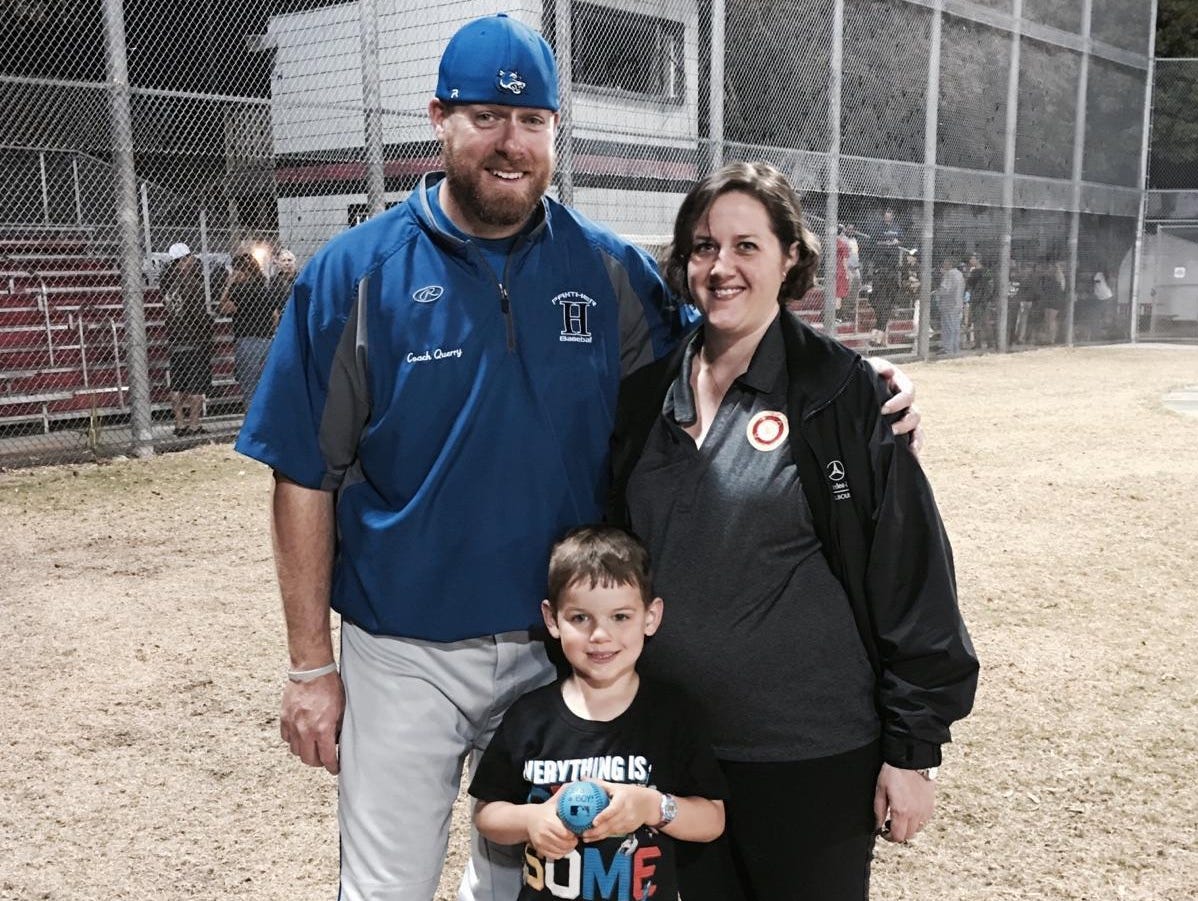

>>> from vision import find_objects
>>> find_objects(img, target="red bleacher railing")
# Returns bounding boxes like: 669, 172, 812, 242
0, 234, 241, 437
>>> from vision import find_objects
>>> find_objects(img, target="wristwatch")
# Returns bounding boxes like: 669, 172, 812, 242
916, 767, 939, 781
655, 792, 678, 829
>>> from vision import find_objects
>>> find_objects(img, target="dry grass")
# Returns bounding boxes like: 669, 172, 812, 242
1, 344, 1196, 900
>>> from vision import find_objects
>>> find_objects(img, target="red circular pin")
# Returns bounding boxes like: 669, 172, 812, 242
746, 411, 789, 451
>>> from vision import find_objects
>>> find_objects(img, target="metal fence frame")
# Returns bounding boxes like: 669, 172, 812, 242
0, 0, 1183, 466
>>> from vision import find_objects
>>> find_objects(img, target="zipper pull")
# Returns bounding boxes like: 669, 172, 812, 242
499, 283, 510, 314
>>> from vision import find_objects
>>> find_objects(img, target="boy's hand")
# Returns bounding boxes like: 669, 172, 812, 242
527, 791, 579, 860
581, 781, 657, 842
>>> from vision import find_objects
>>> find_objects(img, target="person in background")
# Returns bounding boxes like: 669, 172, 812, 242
1084, 270, 1114, 340
1034, 260, 1066, 345
219, 251, 274, 407
835, 224, 852, 318
935, 257, 965, 356
868, 212, 904, 347
270, 249, 298, 329
844, 222, 862, 319
609, 161, 977, 900
161, 242, 213, 436
965, 253, 996, 350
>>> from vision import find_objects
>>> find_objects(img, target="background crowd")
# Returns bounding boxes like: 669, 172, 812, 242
157, 242, 297, 436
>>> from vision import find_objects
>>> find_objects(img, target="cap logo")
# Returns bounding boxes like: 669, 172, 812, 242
497, 69, 526, 95
450, 89, 459, 99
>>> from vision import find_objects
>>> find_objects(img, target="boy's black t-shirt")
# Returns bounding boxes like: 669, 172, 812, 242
469, 677, 728, 901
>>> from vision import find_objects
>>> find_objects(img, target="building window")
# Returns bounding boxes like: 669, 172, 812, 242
572, 3, 684, 104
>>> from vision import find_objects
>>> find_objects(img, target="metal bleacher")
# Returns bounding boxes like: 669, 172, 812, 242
788, 285, 917, 353
0, 230, 239, 435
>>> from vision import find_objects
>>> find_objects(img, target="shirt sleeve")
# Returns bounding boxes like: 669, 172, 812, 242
861, 368, 979, 768
601, 242, 680, 378
234, 248, 370, 490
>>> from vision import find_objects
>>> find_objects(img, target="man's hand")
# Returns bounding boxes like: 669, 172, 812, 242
873, 763, 936, 843
868, 356, 925, 457
527, 792, 580, 860
280, 671, 344, 775
581, 781, 656, 843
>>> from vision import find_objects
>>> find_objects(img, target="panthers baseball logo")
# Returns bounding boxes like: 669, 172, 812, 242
746, 411, 788, 451
497, 69, 526, 95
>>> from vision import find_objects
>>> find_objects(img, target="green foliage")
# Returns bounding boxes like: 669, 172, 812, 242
1151, 1, 1198, 187
1156, 0, 1198, 58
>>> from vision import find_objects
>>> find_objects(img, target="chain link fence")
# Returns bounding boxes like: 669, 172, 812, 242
1142, 57, 1198, 343
0, 0, 1164, 465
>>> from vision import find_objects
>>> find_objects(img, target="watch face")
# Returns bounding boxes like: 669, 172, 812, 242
661, 794, 678, 822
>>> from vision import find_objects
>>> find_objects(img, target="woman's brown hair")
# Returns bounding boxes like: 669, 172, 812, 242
665, 161, 821, 305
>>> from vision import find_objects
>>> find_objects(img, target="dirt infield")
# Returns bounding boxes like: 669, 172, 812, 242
2, 344, 1196, 901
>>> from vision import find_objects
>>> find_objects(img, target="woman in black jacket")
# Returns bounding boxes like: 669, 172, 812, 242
218, 251, 273, 406
609, 161, 977, 900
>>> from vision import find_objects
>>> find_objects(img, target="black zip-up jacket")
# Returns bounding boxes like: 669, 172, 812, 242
609, 310, 978, 769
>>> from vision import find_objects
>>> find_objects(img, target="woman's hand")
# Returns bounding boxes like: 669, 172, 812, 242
873, 763, 936, 843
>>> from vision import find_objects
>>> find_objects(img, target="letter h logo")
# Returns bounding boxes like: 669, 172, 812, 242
552, 292, 597, 340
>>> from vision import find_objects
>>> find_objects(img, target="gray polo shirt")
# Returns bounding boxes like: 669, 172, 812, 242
628, 315, 879, 762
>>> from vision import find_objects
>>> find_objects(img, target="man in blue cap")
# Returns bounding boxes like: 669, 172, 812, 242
237, 12, 920, 900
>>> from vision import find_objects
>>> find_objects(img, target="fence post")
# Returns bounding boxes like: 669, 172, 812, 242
918, 1, 942, 360
996, 0, 1022, 354
72, 154, 84, 225
39, 152, 51, 223
1065, 0, 1093, 348
822, 0, 843, 335
709, 0, 725, 172
139, 181, 152, 258
554, 0, 575, 206
359, 0, 386, 217
1130, 0, 1159, 343
104, 0, 153, 458
199, 208, 212, 312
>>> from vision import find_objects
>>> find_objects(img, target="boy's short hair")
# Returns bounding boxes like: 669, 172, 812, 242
546, 525, 652, 608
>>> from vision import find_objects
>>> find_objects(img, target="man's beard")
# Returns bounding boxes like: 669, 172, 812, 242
442, 143, 553, 231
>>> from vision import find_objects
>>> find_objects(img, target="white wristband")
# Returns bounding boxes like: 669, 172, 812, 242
287, 662, 338, 683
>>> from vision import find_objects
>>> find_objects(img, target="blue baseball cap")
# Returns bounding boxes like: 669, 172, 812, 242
436, 13, 559, 112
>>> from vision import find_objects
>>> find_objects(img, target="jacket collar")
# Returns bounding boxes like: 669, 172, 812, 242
409, 171, 551, 255
777, 310, 861, 421
654, 310, 859, 425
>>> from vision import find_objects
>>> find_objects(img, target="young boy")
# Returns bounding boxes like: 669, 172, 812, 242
469, 525, 727, 901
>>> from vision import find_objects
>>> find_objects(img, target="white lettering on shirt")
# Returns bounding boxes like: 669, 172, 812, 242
405, 347, 463, 364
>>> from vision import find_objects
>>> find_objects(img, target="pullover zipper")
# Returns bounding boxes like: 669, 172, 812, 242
472, 238, 523, 353
499, 283, 515, 351
499, 237, 524, 353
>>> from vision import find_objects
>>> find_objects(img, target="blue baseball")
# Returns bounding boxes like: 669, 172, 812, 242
556, 781, 610, 835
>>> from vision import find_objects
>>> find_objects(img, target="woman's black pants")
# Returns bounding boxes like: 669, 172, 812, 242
678, 741, 880, 901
